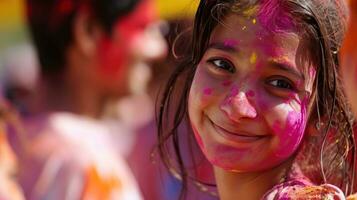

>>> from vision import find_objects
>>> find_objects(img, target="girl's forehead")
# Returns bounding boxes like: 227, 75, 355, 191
209, 14, 300, 58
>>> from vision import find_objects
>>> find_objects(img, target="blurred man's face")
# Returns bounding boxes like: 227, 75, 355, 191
95, 0, 167, 96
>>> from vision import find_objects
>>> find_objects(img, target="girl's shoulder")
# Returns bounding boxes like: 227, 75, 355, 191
262, 179, 346, 200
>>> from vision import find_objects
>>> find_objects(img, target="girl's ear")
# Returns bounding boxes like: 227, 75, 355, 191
72, 7, 103, 58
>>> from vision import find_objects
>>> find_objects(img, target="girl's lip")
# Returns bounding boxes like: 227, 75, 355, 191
209, 118, 268, 143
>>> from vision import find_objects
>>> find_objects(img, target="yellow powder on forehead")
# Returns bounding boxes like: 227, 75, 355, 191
252, 18, 257, 24
250, 52, 257, 64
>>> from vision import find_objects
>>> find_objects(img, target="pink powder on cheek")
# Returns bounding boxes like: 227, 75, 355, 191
255, 91, 269, 110
231, 85, 240, 96
203, 88, 213, 95
273, 98, 308, 158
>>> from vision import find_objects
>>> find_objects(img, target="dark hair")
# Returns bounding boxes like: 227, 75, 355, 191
157, 0, 356, 199
26, 0, 140, 74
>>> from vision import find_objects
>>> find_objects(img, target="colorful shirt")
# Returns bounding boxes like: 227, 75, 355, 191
262, 179, 345, 200
262, 165, 345, 200
13, 112, 142, 200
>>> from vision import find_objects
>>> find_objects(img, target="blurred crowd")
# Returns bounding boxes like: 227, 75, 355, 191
0, 0, 202, 199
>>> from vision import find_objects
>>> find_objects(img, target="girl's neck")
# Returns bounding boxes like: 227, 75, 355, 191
214, 160, 293, 200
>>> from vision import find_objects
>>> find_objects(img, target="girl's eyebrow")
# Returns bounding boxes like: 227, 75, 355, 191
208, 42, 240, 53
268, 59, 305, 81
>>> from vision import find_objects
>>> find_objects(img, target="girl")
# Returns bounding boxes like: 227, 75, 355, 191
158, 0, 356, 199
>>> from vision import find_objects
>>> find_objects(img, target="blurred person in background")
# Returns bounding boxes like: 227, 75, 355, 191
341, 0, 357, 117
128, 18, 219, 200
0, 94, 25, 200
8, 0, 167, 199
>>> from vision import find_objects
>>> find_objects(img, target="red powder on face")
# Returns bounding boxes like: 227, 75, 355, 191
203, 88, 213, 95
118, 0, 156, 39
97, 0, 156, 80
222, 80, 232, 87
97, 38, 128, 79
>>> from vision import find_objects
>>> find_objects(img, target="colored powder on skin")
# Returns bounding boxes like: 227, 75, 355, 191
257, 0, 295, 33
250, 52, 257, 64
274, 98, 307, 158
222, 80, 233, 87
98, 38, 127, 79
210, 145, 248, 170
231, 85, 240, 96
252, 18, 257, 24
223, 39, 239, 48
203, 88, 213, 95
254, 61, 265, 72
247, 90, 255, 97
231, 92, 257, 118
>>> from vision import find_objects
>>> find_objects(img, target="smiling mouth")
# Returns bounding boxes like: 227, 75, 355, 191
208, 118, 267, 143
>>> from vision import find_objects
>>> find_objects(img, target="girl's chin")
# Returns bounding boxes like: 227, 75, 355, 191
209, 158, 257, 172
211, 162, 265, 172
208, 155, 283, 173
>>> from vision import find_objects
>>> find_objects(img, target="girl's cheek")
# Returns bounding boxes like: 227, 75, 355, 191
267, 98, 308, 158
274, 109, 306, 158
193, 65, 225, 105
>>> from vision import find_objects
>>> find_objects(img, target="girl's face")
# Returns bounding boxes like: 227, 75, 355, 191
188, 13, 316, 172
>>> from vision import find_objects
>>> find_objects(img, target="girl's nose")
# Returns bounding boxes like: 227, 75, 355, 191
220, 91, 257, 122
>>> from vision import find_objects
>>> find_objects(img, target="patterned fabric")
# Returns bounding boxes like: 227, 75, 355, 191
262, 180, 345, 200
262, 165, 346, 200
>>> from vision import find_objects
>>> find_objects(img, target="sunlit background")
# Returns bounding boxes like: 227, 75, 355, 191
0, 0, 198, 50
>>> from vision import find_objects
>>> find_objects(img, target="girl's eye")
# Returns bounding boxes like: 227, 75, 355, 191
267, 79, 294, 90
207, 58, 236, 73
